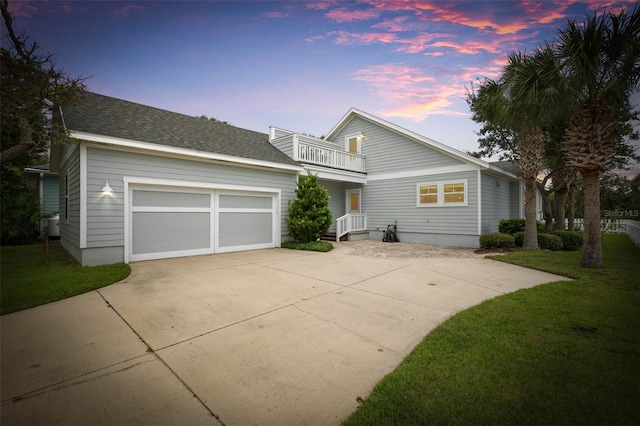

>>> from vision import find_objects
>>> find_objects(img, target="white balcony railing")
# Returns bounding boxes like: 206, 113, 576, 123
295, 135, 366, 173
336, 213, 368, 241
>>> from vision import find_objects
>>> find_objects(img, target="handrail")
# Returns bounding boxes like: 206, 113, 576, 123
297, 139, 366, 173
336, 213, 367, 241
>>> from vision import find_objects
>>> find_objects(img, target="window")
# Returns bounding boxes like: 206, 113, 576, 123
417, 180, 467, 207
419, 184, 438, 205
444, 182, 465, 204
345, 134, 363, 154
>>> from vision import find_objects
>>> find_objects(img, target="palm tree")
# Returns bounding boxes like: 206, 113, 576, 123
468, 47, 562, 249
557, 7, 640, 267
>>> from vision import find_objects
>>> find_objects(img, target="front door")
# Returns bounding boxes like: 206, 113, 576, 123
346, 189, 361, 214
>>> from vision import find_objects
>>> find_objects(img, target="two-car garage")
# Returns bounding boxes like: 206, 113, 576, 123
126, 181, 280, 262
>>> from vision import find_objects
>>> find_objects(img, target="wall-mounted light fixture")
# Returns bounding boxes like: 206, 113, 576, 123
101, 179, 114, 194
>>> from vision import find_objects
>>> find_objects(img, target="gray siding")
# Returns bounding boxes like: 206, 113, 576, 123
481, 173, 511, 234
510, 181, 523, 218
329, 116, 461, 174
363, 170, 479, 238
83, 145, 297, 253
270, 134, 294, 159
59, 144, 81, 259
317, 179, 365, 233
319, 179, 345, 232
43, 175, 59, 214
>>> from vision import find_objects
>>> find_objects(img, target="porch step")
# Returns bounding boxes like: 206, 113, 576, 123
320, 232, 348, 242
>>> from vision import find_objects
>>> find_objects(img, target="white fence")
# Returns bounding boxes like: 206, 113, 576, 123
569, 218, 640, 249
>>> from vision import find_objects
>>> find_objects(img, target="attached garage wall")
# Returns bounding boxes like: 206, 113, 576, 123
78, 145, 297, 265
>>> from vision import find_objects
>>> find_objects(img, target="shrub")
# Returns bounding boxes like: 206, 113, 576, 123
281, 241, 333, 252
499, 218, 545, 235
513, 231, 525, 247
287, 171, 333, 243
479, 232, 515, 249
1, 190, 41, 245
550, 230, 584, 251
538, 233, 563, 251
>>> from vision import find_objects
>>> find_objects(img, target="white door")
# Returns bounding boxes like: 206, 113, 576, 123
346, 189, 361, 214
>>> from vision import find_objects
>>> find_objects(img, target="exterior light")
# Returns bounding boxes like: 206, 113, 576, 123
101, 179, 114, 194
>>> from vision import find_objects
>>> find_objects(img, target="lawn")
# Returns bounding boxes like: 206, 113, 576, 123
343, 233, 640, 425
1, 241, 130, 315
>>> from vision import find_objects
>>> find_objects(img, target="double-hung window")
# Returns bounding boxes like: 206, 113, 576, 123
417, 180, 467, 207
345, 134, 363, 154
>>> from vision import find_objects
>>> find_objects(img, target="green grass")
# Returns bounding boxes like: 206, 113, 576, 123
1, 241, 130, 315
281, 240, 334, 252
343, 234, 640, 425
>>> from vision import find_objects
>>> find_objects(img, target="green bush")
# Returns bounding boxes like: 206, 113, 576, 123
499, 218, 545, 235
479, 232, 515, 249
550, 230, 583, 251
538, 233, 563, 251
513, 231, 525, 247
281, 241, 333, 252
287, 171, 333, 243
1, 190, 41, 245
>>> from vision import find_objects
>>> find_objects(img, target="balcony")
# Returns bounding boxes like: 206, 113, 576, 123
270, 128, 366, 174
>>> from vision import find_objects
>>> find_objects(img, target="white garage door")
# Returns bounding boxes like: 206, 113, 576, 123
129, 186, 277, 262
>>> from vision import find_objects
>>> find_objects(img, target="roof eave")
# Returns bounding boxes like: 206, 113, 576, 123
68, 130, 303, 173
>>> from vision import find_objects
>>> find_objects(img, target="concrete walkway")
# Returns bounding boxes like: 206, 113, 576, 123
1, 244, 570, 425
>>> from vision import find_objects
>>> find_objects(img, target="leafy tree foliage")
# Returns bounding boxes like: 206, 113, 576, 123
287, 172, 332, 243
1, 0, 86, 164
468, 6, 640, 267
1, 0, 85, 244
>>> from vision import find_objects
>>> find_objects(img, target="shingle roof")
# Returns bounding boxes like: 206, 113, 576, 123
60, 92, 298, 167
490, 160, 522, 177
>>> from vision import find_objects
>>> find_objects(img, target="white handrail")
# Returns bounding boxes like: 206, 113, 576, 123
297, 140, 366, 173
336, 213, 367, 241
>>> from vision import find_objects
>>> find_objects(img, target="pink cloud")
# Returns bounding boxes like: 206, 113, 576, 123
394, 32, 456, 54
428, 39, 501, 55
6, 1, 39, 17
325, 7, 381, 22
306, 1, 338, 11
312, 30, 397, 46
353, 64, 472, 120
371, 16, 412, 32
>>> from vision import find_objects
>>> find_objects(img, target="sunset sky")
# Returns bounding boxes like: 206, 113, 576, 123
4, 0, 638, 158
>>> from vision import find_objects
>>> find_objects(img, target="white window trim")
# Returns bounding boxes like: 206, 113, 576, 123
344, 134, 363, 154
416, 179, 468, 207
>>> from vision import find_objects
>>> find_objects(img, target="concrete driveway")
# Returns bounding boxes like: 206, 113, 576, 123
1, 243, 570, 425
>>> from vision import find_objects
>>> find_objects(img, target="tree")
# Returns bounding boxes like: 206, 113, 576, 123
468, 47, 562, 249
287, 171, 333, 243
557, 6, 640, 267
0, 0, 86, 164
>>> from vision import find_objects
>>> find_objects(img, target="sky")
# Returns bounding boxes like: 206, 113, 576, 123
4, 0, 639, 160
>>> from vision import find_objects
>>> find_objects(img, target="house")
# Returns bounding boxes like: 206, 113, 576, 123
24, 164, 60, 216
24, 163, 60, 237
51, 92, 523, 266
270, 108, 522, 247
